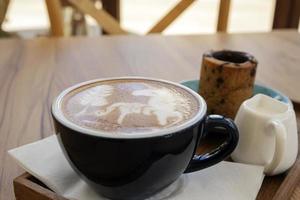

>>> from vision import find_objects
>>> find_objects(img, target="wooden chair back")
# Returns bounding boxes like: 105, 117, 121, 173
45, 0, 300, 37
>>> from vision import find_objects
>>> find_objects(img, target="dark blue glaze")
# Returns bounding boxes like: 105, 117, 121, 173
52, 113, 238, 200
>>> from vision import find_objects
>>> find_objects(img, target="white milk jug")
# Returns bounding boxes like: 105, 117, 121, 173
231, 94, 298, 175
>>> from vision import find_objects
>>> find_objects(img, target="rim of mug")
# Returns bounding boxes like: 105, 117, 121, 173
52, 76, 207, 139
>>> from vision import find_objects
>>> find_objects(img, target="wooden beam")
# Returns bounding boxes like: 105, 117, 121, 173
45, 0, 64, 36
289, 0, 300, 28
273, 0, 292, 28
101, 0, 120, 35
273, 0, 300, 29
217, 0, 231, 32
68, 0, 127, 35
102, 0, 120, 21
148, 0, 195, 34
0, 0, 10, 28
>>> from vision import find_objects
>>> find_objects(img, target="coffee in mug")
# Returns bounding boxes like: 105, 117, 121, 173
61, 79, 200, 136
52, 77, 239, 199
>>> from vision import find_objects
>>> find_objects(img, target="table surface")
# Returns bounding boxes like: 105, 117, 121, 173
0, 30, 299, 200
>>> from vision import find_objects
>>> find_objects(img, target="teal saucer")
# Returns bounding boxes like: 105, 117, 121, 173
180, 79, 292, 106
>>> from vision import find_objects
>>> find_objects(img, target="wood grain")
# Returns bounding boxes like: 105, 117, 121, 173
14, 173, 67, 200
292, 186, 300, 200
273, 159, 300, 199
0, 30, 300, 200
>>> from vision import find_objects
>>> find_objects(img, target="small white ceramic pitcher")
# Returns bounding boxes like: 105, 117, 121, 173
231, 94, 298, 175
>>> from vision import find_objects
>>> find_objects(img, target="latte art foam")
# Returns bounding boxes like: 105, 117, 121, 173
61, 79, 199, 134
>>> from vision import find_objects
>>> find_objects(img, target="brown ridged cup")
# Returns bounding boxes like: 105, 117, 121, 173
199, 50, 258, 119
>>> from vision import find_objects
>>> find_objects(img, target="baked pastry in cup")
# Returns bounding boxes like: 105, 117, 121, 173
199, 50, 258, 119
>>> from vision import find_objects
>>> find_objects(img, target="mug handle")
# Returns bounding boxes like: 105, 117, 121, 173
184, 115, 239, 173
264, 120, 287, 173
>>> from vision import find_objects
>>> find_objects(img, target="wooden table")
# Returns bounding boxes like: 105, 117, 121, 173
0, 30, 299, 200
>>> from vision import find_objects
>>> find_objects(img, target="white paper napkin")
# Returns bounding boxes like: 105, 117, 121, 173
8, 135, 265, 200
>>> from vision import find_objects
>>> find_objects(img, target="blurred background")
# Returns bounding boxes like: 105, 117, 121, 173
0, 0, 299, 38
